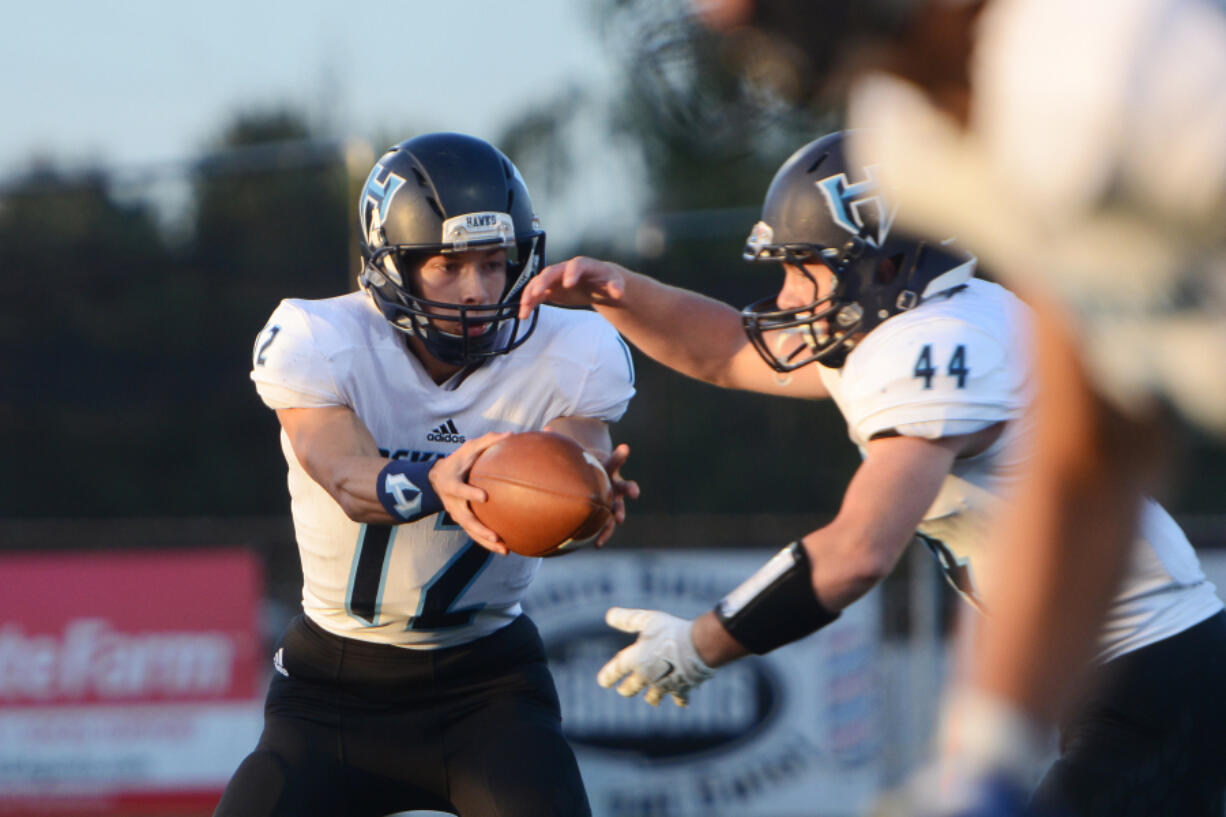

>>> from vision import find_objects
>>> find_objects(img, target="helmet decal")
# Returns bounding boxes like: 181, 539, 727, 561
740, 131, 973, 372
360, 163, 406, 244
440, 212, 515, 251
746, 221, 776, 256
815, 165, 897, 248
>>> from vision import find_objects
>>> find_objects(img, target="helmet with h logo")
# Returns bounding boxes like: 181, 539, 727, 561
357, 132, 545, 365
741, 130, 973, 370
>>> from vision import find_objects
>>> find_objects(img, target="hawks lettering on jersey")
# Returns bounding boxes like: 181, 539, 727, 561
250, 293, 635, 649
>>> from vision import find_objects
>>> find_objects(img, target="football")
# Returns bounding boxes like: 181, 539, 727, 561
468, 431, 613, 557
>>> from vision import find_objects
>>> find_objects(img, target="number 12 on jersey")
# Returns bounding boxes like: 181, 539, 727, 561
347, 519, 492, 630
913, 343, 969, 389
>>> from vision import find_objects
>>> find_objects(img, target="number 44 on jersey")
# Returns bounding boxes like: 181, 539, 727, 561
913, 343, 969, 390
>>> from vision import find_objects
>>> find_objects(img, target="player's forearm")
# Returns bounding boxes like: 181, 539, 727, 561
592, 270, 749, 387
693, 535, 855, 667
692, 555, 884, 669
320, 455, 399, 523
280, 406, 397, 522
804, 523, 904, 611
691, 610, 750, 668
811, 435, 958, 609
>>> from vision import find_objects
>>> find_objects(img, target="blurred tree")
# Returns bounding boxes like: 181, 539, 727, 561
0, 110, 351, 517
0, 165, 183, 514
182, 110, 351, 515
498, 86, 583, 207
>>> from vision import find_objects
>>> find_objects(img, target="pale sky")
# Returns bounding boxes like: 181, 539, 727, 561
0, 0, 612, 170
0, 0, 640, 243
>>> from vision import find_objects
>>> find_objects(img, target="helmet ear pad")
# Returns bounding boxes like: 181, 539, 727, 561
834, 244, 930, 334
875, 255, 901, 287
850, 251, 906, 320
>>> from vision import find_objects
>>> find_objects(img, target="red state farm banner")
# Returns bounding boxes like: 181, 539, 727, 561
0, 549, 265, 816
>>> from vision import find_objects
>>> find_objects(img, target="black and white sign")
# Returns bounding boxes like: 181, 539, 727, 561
526, 550, 883, 817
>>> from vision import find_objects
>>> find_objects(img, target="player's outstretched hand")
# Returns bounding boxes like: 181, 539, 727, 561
593, 443, 640, 547
428, 431, 513, 555
596, 607, 715, 707
518, 256, 631, 318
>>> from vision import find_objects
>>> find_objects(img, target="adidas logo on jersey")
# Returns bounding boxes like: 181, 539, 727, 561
426, 419, 466, 444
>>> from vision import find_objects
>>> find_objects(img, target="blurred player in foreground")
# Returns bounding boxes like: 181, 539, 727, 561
215, 132, 637, 817
683, 0, 1226, 813
518, 131, 1226, 815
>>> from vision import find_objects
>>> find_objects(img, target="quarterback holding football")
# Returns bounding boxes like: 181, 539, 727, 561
519, 130, 1226, 815
216, 132, 637, 817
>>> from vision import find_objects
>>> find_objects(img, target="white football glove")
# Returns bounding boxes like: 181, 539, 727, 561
596, 607, 716, 707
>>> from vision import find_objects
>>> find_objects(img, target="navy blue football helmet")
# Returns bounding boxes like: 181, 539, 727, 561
741, 131, 974, 370
357, 132, 545, 365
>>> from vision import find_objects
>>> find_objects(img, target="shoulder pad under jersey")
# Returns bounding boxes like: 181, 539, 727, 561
840, 311, 1025, 442
250, 298, 349, 408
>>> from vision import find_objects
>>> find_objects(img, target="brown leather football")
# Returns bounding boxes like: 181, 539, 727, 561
468, 431, 613, 557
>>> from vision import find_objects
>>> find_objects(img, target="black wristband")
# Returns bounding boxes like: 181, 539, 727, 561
714, 541, 840, 654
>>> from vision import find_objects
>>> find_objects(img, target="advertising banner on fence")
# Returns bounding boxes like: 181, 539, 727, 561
0, 549, 264, 816
525, 549, 883, 817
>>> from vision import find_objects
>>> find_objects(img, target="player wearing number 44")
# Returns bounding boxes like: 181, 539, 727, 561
519, 131, 1226, 811
216, 133, 637, 817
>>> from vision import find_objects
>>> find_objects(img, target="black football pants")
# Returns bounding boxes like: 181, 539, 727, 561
213, 614, 591, 817
1030, 610, 1226, 816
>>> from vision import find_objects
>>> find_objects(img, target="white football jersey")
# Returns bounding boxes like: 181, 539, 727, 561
819, 279, 1222, 661
847, 0, 1226, 435
250, 293, 635, 649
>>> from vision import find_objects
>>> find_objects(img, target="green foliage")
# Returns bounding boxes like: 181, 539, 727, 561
497, 86, 583, 204
0, 111, 351, 516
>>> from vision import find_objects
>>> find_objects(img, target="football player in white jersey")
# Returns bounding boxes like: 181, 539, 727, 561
517, 131, 1226, 815
214, 132, 637, 817
676, 1, 1226, 814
